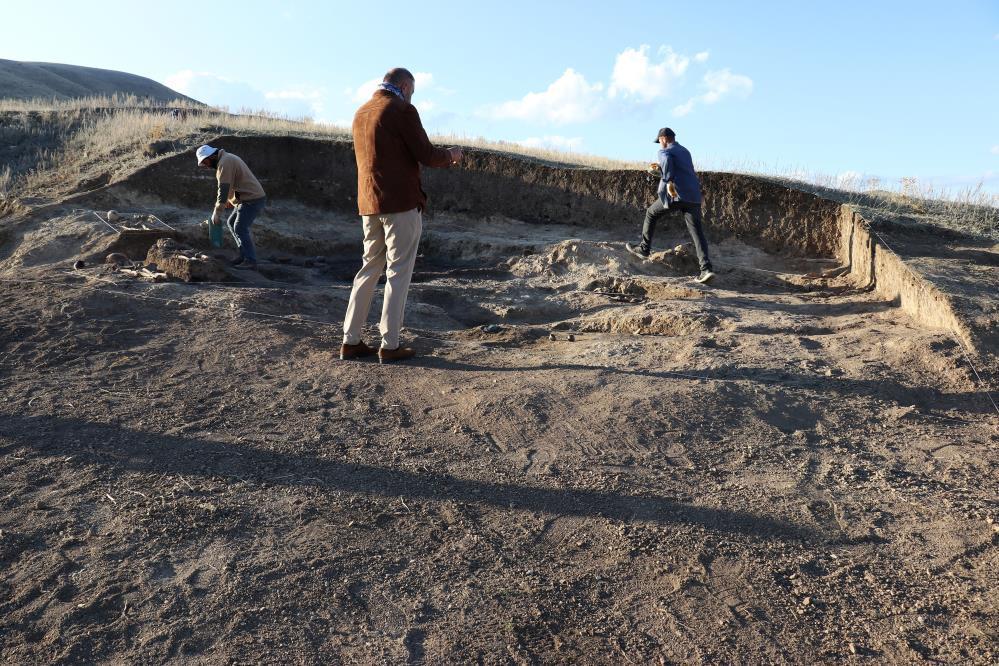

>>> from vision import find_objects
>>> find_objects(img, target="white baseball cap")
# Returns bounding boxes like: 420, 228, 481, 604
196, 145, 218, 165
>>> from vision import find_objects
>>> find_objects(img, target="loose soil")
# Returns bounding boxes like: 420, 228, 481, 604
0, 196, 997, 664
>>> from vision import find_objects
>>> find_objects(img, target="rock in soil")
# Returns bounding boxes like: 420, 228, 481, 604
145, 238, 228, 282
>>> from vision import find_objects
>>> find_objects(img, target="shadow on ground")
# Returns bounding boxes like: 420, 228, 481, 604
0, 413, 818, 542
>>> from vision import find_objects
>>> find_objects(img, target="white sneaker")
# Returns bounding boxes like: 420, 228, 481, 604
696, 270, 716, 284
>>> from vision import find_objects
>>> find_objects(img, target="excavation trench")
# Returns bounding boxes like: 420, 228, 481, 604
37, 135, 980, 352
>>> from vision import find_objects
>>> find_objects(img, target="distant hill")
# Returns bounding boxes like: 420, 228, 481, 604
0, 59, 200, 104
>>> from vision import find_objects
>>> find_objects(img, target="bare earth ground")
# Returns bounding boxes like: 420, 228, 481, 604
1, 204, 997, 664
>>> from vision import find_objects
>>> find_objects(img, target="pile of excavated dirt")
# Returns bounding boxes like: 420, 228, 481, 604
1, 151, 997, 663
508, 239, 698, 280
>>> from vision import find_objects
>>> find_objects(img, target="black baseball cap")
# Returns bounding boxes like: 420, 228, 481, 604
654, 127, 676, 142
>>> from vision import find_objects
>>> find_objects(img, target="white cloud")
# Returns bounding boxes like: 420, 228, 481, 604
702, 69, 753, 103
347, 71, 436, 103
264, 87, 326, 118
516, 135, 584, 151
482, 68, 604, 124
608, 45, 691, 101
672, 99, 696, 117
673, 68, 753, 116
347, 77, 382, 103
991, 145, 999, 155
163, 70, 330, 119
478, 45, 749, 126
164, 70, 267, 110
672, 102, 693, 117
163, 70, 198, 93
265, 89, 320, 101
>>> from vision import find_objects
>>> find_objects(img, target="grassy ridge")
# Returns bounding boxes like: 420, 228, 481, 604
0, 96, 995, 239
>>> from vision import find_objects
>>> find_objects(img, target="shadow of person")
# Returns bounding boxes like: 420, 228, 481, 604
2, 413, 819, 542
405, 355, 994, 417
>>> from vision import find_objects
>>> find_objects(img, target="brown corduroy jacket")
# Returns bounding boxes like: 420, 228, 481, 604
352, 90, 453, 216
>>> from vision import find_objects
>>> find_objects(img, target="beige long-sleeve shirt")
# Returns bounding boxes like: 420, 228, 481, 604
213, 150, 266, 217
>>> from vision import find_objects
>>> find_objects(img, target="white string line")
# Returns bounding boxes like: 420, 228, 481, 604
78, 268, 335, 291
955, 331, 999, 418
87, 209, 176, 234
90, 211, 119, 234
715, 261, 837, 278
147, 214, 177, 232
868, 225, 999, 419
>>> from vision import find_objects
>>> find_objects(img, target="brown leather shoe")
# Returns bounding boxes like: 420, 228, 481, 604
340, 341, 376, 360
378, 346, 416, 364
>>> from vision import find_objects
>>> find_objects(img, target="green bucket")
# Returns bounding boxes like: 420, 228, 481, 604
208, 220, 223, 248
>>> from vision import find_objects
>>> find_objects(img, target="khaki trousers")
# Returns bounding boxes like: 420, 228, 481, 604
342, 208, 422, 350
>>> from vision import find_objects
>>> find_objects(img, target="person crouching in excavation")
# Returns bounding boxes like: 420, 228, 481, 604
196, 144, 266, 270
626, 127, 716, 284
340, 67, 463, 364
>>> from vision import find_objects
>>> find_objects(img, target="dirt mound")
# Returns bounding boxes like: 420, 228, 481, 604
0, 211, 102, 272
509, 239, 696, 280
576, 305, 728, 336
582, 275, 704, 301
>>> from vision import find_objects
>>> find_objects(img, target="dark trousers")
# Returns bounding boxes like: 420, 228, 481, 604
641, 198, 712, 272
226, 198, 265, 262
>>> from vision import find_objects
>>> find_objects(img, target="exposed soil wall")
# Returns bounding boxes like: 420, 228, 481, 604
73, 135, 986, 356
83, 136, 842, 258
838, 208, 977, 352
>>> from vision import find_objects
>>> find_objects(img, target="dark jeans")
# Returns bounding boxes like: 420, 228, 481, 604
226, 198, 265, 263
641, 198, 712, 272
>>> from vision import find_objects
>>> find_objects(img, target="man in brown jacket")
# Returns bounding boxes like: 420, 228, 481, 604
341, 67, 463, 363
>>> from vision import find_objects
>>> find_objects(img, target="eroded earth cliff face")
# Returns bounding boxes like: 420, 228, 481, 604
0, 138, 996, 664
93, 135, 843, 256
82, 135, 994, 357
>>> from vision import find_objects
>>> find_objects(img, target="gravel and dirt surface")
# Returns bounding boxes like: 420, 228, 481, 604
1, 193, 997, 664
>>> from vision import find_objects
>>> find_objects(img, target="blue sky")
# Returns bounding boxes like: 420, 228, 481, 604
3, 1, 998, 192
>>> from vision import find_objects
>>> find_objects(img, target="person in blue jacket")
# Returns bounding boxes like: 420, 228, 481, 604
627, 127, 716, 284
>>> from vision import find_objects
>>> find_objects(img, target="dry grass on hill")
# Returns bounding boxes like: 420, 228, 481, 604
758, 172, 999, 241
0, 96, 996, 239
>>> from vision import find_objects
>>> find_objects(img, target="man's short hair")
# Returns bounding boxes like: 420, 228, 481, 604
383, 68, 415, 87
